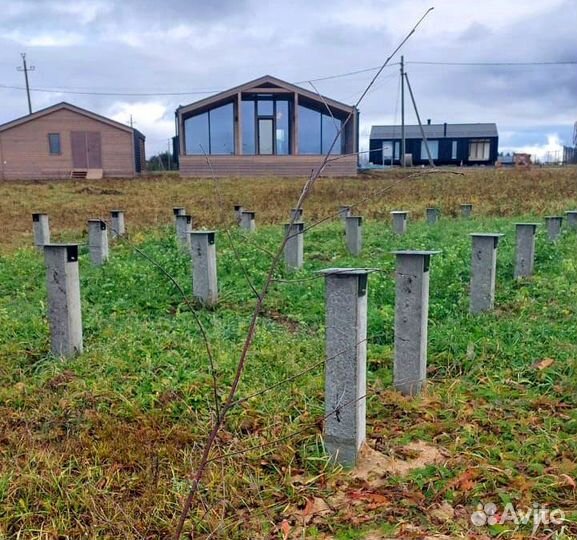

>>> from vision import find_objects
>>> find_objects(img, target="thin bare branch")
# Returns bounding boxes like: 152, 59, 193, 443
173, 9, 435, 538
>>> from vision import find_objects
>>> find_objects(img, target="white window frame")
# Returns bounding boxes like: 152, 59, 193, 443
451, 140, 458, 160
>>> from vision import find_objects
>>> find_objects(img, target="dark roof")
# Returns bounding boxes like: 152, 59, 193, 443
370, 123, 498, 139
0, 102, 137, 135
177, 74, 357, 117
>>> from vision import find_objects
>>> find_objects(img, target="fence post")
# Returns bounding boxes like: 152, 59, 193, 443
565, 211, 577, 230
514, 223, 538, 279
234, 205, 244, 225
426, 208, 440, 225
175, 214, 193, 248
345, 216, 362, 256
87, 219, 109, 266
338, 205, 352, 222
460, 204, 473, 218
291, 208, 304, 221
44, 244, 83, 357
284, 222, 304, 271
470, 233, 504, 314
32, 213, 50, 250
391, 211, 409, 235
392, 250, 440, 396
320, 268, 374, 467
190, 231, 218, 306
544, 216, 563, 241
240, 211, 256, 231
173, 207, 186, 217
110, 210, 126, 239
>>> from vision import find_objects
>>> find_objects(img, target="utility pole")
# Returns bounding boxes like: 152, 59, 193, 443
17, 53, 35, 114
404, 72, 435, 167
400, 55, 405, 167
167, 139, 172, 170
129, 114, 133, 128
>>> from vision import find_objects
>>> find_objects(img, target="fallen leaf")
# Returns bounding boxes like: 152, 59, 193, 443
533, 358, 554, 370
560, 474, 576, 488
299, 497, 332, 524
430, 501, 455, 523
280, 519, 290, 539
347, 490, 389, 508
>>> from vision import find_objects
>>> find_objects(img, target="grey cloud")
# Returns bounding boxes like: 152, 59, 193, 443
0, 0, 575, 155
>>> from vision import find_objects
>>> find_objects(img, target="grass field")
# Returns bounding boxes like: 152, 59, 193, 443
1, 167, 576, 253
1, 168, 577, 539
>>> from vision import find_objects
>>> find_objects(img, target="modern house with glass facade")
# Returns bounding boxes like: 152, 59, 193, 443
175, 75, 359, 177
369, 122, 498, 167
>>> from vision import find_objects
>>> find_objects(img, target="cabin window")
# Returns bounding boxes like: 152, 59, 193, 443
421, 139, 438, 160
451, 140, 458, 160
275, 99, 289, 155
241, 96, 291, 155
241, 100, 255, 155
298, 104, 342, 155
48, 133, 61, 155
184, 102, 234, 155
469, 139, 490, 161
394, 142, 400, 160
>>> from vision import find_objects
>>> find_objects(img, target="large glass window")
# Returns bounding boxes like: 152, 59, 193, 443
276, 100, 289, 155
298, 106, 321, 154
298, 104, 342, 155
241, 95, 291, 155
241, 100, 255, 155
451, 140, 458, 160
185, 112, 209, 155
322, 114, 341, 154
184, 102, 234, 155
421, 139, 439, 160
209, 103, 234, 154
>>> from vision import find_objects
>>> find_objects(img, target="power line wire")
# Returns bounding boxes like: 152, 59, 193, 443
1, 59, 574, 98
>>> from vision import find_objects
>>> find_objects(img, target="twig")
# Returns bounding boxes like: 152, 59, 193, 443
102, 217, 222, 421
173, 9, 435, 538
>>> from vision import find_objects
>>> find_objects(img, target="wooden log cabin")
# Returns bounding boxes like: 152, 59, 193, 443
175, 75, 359, 177
0, 102, 145, 180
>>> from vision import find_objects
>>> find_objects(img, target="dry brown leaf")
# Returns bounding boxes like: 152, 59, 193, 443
560, 473, 576, 488
533, 358, 555, 370
430, 501, 455, 523
346, 490, 389, 508
299, 496, 332, 524
280, 519, 291, 539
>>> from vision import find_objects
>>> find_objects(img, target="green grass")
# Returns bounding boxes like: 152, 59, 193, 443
1, 214, 577, 538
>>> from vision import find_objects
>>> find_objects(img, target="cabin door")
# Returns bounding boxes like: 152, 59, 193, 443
71, 131, 102, 169
381, 141, 393, 167
257, 119, 274, 155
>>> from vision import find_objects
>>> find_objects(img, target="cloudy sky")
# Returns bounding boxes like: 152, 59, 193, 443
1, 0, 576, 159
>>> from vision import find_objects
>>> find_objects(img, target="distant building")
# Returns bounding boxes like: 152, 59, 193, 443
369, 121, 498, 166
175, 75, 359, 177
563, 145, 576, 164
0, 102, 145, 180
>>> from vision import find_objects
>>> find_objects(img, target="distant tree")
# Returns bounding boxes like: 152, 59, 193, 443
147, 151, 176, 171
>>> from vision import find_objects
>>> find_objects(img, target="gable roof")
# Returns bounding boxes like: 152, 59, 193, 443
370, 123, 498, 140
0, 102, 135, 134
177, 74, 357, 116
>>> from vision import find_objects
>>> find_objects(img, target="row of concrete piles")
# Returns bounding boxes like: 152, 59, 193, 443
321, 208, 577, 467
34, 204, 577, 468
33, 210, 127, 357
